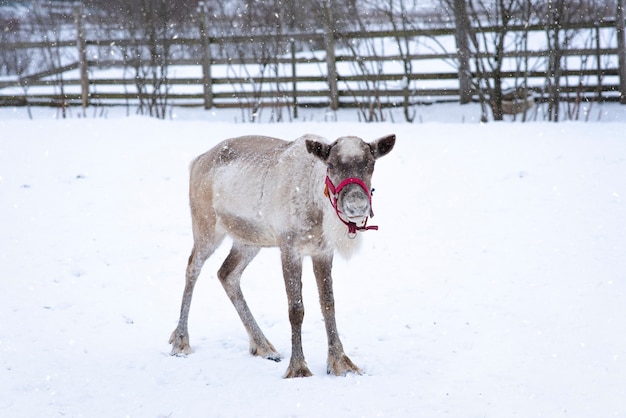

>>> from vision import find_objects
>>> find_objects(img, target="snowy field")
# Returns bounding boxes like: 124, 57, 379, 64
1, 103, 626, 417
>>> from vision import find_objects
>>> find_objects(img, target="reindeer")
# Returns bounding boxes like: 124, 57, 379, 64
169, 133, 395, 378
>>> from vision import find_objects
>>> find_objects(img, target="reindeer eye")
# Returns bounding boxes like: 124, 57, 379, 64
327, 163, 334, 170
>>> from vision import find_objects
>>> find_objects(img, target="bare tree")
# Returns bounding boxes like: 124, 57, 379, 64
440, 0, 526, 121
89, 0, 197, 118
335, 8, 387, 122
30, 2, 75, 118
369, 0, 419, 122
532, 0, 614, 121
210, 0, 294, 121
471, 0, 522, 121
0, 20, 35, 117
540, 0, 566, 121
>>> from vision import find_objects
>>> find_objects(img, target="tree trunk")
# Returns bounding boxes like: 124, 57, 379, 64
75, 4, 88, 114
199, 2, 213, 110
323, 1, 339, 111
617, 0, 626, 104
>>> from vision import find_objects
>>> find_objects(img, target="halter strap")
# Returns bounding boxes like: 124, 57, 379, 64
324, 171, 378, 237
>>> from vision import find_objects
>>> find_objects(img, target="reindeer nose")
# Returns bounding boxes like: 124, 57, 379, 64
342, 188, 370, 217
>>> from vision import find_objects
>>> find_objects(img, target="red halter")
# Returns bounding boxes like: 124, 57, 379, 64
324, 170, 378, 237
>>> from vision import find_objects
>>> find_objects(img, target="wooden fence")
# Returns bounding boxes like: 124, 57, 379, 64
1, 15, 626, 114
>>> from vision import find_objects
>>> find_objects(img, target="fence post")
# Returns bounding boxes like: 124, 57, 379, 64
323, 2, 339, 111
595, 25, 603, 100
198, 1, 213, 109
290, 39, 298, 118
617, 0, 626, 104
75, 3, 89, 112
453, 0, 472, 104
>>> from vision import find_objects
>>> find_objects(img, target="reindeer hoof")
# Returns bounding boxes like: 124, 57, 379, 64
284, 367, 313, 378
249, 339, 282, 362
283, 360, 313, 378
327, 354, 361, 376
169, 330, 192, 356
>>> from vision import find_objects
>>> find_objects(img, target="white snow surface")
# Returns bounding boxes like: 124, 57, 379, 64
1, 105, 626, 417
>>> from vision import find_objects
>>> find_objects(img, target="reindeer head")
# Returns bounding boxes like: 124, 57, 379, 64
306, 134, 395, 229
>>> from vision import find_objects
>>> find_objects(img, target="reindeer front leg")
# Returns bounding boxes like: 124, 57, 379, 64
312, 253, 361, 376
280, 246, 312, 378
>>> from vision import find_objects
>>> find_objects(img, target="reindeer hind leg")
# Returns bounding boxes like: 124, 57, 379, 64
218, 242, 281, 361
169, 226, 225, 355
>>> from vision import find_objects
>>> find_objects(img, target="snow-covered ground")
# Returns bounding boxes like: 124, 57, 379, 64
1, 103, 626, 417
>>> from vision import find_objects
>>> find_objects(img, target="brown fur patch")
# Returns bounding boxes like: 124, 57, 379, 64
217, 212, 277, 247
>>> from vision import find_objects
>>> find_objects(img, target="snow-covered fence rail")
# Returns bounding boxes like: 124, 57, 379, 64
0, 16, 625, 119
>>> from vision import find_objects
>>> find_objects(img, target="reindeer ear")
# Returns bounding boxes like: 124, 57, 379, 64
306, 139, 332, 161
370, 134, 396, 159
